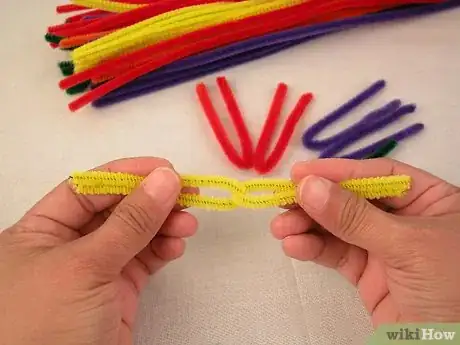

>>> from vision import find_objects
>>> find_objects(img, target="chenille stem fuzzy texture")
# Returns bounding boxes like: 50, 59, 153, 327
302, 80, 425, 159
196, 77, 312, 174
69, 171, 412, 210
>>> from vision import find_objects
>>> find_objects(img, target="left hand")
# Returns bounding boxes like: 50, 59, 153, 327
0, 157, 198, 345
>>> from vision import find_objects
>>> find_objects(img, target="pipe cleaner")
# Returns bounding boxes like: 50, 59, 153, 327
366, 139, 398, 159
90, 0, 460, 106
318, 103, 423, 159
69, 171, 412, 210
196, 77, 254, 170
71, 0, 143, 13
253, 84, 314, 174
301, 80, 425, 159
196, 77, 312, 173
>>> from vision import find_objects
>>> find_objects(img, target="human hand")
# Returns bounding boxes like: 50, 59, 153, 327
0, 157, 197, 345
271, 158, 460, 327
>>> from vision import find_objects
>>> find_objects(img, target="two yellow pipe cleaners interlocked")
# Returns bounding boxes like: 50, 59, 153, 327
69, 171, 411, 211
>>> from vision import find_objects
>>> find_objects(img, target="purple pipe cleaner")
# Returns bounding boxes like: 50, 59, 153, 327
92, 0, 460, 107
340, 123, 424, 159
302, 80, 387, 149
319, 104, 420, 158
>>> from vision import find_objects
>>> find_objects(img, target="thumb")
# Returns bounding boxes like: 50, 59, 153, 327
296, 175, 397, 254
82, 167, 181, 271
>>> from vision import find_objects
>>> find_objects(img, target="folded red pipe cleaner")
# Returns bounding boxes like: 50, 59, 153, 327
254, 86, 313, 174
196, 77, 253, 170
196, 77, 312, 174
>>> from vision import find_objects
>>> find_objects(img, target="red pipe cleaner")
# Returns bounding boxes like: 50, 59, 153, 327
253, 83, 288, 171
63, 10, 110, 24
63, 0, 441, 111
49, 16, 102, 34
254, 91, 314, 174
196, 77, 253, 169
56, 4, 87, 14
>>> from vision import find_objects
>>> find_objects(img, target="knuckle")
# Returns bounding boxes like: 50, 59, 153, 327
113, 202, 158, 237
151, 157, 173, 169
338, 196, 370, 238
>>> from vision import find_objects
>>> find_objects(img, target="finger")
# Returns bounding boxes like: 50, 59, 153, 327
357, 257, 389, 314
23, 157, 173, 232
291, 158, 451, 211
158, 211, 198, 238
136, 237, 186, 275
283, 233, 367, 285
270, 209, 313, 240
79, 210, 198, 238
296, 175, 400, 255
79, 167, 181, 271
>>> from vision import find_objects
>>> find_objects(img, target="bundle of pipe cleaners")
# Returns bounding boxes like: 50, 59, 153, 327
46, 0, 460, 112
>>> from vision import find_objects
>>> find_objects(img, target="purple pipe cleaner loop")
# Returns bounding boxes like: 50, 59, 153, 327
340, 123, 424, 159
92, 0, 460, 107
319, 104, 419, 159
302, 80, 386, 150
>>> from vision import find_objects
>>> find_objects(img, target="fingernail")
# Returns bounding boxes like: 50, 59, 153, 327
142, 167, 180, 201
298, 176, 331, 211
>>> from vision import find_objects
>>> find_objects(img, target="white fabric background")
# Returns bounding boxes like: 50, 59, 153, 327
1, 2, 459, 344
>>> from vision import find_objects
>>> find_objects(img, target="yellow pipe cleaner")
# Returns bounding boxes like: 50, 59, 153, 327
71, 0, 304, 72
72, 0, 144, 13
69, 171, 411, 211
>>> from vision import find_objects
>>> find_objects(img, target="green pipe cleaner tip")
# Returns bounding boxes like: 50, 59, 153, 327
66, 81, 90, 95
58, 61, 75, 76
366, 140, 398, 159
45, 33, 62, 44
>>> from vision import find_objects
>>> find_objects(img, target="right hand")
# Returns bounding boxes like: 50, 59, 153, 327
271, 158, 460, 327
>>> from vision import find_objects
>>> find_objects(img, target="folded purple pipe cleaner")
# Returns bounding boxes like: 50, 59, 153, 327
302, 80, 387, 149
319, 103, 421, 159
92, 0, 460, 107
340, 123, 424, 159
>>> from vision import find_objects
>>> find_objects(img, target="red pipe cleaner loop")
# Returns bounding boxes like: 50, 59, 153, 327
254, 87, 313, 174
196, 77, 253, 170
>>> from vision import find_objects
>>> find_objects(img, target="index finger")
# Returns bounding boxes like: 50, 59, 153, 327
24, 157, 173, 231
291, 158, 452, 210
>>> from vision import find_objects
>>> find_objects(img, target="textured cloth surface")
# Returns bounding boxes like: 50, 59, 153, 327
1, 2, 460, 345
